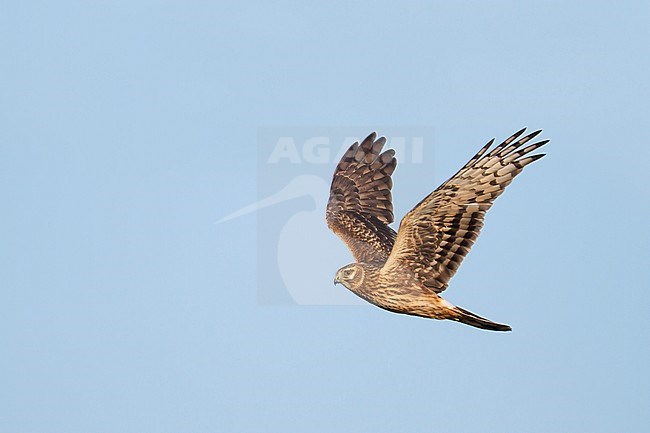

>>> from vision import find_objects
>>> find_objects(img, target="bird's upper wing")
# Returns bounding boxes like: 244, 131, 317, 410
326, 133, 398, 264
382, 128, 548, 292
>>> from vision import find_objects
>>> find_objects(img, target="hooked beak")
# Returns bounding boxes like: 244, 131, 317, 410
333, 275, 340, 285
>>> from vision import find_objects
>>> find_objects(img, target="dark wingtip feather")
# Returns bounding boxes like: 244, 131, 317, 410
516, 153, 546, 168
509, 127, 527, 141
528, 153, 546, 161
481, 138, 495, 153
489, 128, 527, 156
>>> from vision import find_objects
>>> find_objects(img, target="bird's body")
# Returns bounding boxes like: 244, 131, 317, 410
327, 129, 548, 331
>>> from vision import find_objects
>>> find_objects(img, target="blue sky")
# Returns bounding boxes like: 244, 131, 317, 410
1, 1, 649, 432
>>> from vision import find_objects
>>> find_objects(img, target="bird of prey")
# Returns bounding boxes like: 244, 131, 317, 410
327, 128, 547, 331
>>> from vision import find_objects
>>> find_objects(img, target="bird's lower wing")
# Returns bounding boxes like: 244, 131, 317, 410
382, 128, 548, 292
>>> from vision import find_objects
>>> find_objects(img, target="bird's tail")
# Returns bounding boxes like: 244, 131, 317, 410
451, 306, 512, 332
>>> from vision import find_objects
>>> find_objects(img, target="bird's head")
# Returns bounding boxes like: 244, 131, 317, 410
334, 263, 365, 290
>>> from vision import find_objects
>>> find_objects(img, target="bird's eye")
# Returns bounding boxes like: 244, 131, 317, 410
344, 269, 354, 277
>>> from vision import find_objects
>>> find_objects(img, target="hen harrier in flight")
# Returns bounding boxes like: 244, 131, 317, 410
327, 128, 547, 331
